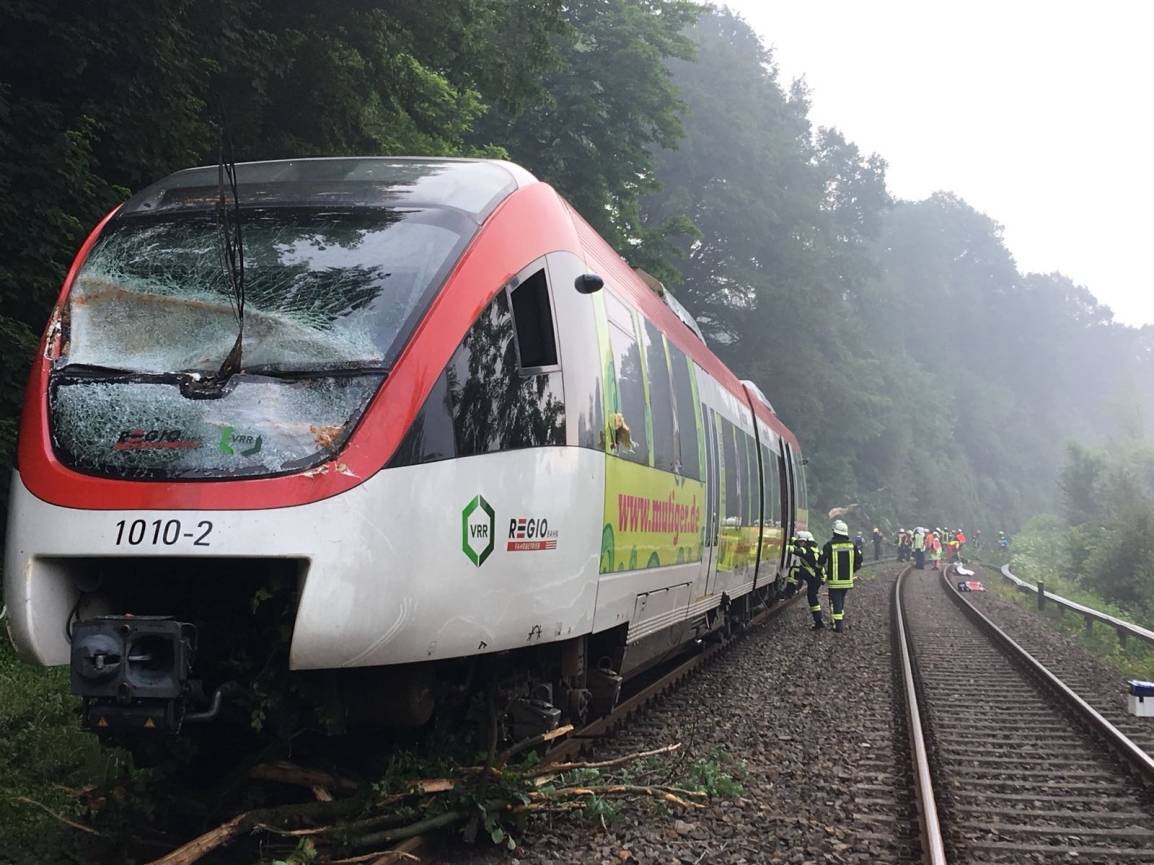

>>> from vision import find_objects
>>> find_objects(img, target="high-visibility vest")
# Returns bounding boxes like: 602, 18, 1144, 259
787, 542, 821, 579
827, 540, 857, 588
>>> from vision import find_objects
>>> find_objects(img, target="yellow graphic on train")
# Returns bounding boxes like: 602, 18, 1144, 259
601, 459, 704, 573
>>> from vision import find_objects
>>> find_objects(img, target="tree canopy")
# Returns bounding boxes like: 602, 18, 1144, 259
2, 1, 1151, 552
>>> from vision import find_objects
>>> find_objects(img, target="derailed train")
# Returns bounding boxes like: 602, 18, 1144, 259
3, 158, 808, 739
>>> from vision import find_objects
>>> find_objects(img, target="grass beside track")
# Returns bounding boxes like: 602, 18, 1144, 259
0, 630, 114, 861
980, 564, 1154, 682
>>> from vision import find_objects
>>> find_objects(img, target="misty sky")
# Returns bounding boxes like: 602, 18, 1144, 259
722, 1, 1154, 327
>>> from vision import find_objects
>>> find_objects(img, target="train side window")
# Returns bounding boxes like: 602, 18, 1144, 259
509, 269, 558, 370
761, 442, 779, 526
744, 433, 759, 527
737, 430, 752, 527
606, 297, 649, 466
387, 371, 457, 467
722, 420, 739, 523
668, 344, 701, 480
794, 450, 808, 515
447, 290, 566, 456
642, 319, 676, 473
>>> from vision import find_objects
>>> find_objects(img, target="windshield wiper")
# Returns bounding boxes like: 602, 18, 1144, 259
55, 363, 185, 383
183, 139, 245, 400
55, 362, 390, 384
242, 363, 390, 379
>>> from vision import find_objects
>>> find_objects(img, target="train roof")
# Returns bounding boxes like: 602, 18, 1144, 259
119, 157, 538, 221
563, 200, 799, 448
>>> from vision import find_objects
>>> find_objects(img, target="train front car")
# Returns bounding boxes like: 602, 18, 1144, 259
5, 156, 806, 744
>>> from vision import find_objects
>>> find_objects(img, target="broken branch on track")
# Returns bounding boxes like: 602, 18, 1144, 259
144, 738, 699, 865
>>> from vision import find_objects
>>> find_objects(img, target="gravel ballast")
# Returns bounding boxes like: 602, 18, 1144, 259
451, 563, 921, 865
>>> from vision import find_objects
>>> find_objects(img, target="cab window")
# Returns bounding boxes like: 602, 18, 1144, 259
605, 293, 649, 466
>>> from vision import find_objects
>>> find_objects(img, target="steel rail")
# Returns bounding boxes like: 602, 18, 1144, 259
941, 566, 1154, 785
893, 565, 949, 865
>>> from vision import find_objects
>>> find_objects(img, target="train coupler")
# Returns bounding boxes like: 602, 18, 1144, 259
70, 616, 202, 734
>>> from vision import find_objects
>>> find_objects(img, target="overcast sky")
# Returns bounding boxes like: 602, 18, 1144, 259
721, 1, 1154, 327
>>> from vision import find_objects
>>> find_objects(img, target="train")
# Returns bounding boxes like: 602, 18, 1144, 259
3, 157, 808, 741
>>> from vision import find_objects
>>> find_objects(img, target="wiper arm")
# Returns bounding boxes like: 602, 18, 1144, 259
242, 363, 390, 379
55, 363, 139, 378
55, 363, 186, 383
185, 139, 245, 400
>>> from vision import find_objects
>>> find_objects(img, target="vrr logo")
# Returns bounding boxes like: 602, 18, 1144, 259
461, 494, 495, 567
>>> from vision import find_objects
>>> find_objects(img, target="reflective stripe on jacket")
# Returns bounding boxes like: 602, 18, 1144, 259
786, 541, 822, 581
821, 538, 860, 589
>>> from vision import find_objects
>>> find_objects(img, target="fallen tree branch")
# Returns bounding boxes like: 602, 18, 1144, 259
496, 724, 574, 768
351, 806, 486, 849
10, 796, 104, 836
248, 761, 359, 795
536, 743, 681, 775
325, 851, 419, 864
529, 784, 706, 809
148, 740, 699, 864
146, 797, 364, 865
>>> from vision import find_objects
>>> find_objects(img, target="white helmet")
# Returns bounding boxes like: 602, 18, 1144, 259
832, 519, 848, 535
796, 530, 815, 542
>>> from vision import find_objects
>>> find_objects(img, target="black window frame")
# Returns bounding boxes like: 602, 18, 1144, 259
508, 266, 561, 374
668, 344, 702, 480
641, 318, 677, 474
605, 296, 650, 467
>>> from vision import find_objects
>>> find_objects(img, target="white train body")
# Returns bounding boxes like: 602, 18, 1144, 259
4, 158, 808, 733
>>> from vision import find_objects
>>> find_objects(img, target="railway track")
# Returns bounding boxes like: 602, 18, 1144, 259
896, 564, 1154, 864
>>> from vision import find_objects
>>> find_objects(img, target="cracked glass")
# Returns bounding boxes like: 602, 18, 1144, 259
51, 206, 471, 479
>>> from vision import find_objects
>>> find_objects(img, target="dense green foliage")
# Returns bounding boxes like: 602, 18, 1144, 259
1007, 440, 1154, 619
3, 1, 1154, 850
3, 1, 1150, 551
643, 10, 1154, 538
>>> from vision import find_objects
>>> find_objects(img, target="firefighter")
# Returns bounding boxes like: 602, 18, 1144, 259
912, 526, 927, 569
785, 531, 826, 629
820, 519, 862, 632
897, 528, 912, 562
871, 526, 883, 561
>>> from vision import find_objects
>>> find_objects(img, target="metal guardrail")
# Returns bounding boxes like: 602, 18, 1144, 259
998, 563, 1154, 648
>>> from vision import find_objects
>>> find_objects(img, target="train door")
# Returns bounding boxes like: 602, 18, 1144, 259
751, 426, 765, 590
699, 406, 721, 597
781, 439, 795, 548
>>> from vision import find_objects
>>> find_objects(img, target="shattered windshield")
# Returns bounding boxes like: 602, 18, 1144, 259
65, 208, 470, 373
50, 207, 472, 479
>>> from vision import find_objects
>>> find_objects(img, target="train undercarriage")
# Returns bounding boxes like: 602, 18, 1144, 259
63, 554, 778, 757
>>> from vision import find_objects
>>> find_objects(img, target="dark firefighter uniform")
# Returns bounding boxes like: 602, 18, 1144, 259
785, 533, 825, 629
819, 527, 863, 632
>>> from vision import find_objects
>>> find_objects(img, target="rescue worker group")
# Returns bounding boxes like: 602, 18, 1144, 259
784, 522, 1010, 631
